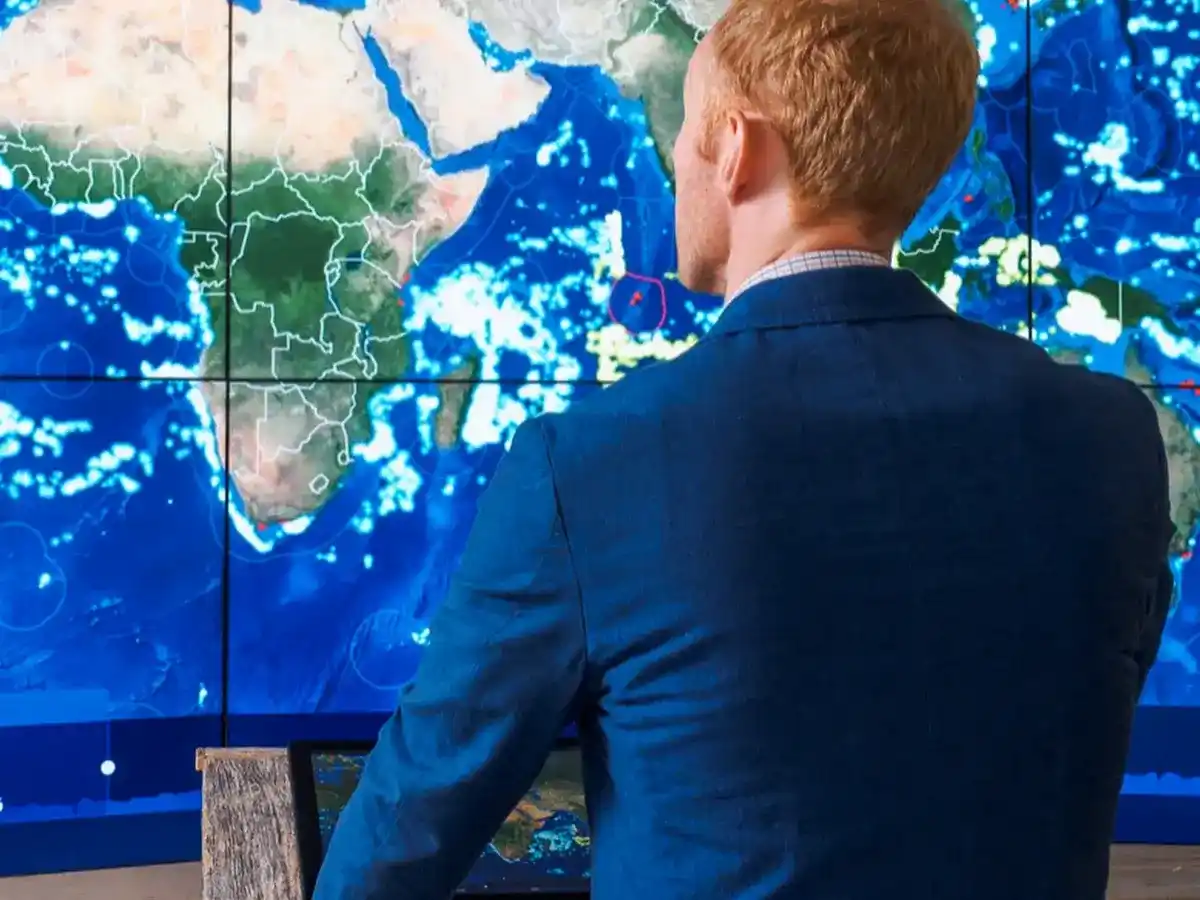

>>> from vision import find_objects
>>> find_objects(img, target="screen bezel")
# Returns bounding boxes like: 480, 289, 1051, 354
289, 736, 587, 900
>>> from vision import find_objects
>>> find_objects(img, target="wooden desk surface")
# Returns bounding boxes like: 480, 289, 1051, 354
1109, 844, 1200, 899
1, 847, 1198, 899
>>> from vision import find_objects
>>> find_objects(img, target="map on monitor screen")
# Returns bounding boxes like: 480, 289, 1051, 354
311, 747, 589, 893
0, 0, 1197, 837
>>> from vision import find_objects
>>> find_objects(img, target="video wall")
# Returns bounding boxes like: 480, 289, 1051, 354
1, 0, 1198, 873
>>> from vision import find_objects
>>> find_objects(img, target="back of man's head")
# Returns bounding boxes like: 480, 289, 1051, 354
673, 0, 980, 295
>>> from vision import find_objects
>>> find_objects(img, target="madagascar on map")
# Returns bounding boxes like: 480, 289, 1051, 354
0, 0, 1197, 835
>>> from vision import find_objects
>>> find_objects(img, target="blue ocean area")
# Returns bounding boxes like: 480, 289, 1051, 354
0, 0, 1197, 861
227, 380, 598, 711
1030, 4, 1200, 318
464, 808, 590, 892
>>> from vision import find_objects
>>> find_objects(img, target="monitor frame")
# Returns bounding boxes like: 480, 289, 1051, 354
289, 737, 588, 900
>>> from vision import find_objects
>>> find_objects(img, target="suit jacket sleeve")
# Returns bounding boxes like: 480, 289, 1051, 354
1136, 414, 1175, 694
313, 418, 587, 900
1137, 560, 1174, 694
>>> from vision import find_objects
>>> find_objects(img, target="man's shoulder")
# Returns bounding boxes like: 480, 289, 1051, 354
956, 317, 1158, 438
1023, 360, 1167, 497
1049, 360, 1159, 433
534, 352, 699, 463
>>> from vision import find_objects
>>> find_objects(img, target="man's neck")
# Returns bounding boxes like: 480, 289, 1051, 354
722, 226, 894, 303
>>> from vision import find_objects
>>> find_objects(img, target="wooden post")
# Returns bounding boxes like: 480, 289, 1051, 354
196, 748, 304, 900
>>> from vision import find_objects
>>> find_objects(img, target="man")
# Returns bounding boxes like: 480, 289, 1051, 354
316, 0, 1174, 897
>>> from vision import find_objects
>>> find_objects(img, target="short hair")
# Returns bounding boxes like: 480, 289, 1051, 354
704, 0, 979, 235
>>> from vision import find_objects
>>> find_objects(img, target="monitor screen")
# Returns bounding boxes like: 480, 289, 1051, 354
311, 746, 589, 894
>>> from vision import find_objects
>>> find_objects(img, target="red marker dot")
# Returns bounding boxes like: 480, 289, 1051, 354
256, 522, 267, 532
1183, 550, 1193, 560
630, 291, 643, 307
963, 194, 974, 203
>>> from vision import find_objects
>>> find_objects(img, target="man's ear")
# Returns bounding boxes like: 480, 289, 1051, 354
710, 109, 748, 202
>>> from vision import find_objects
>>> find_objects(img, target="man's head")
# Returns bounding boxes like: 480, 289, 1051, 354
672, 0, 980, 297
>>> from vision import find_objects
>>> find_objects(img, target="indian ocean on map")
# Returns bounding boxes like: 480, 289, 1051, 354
0, 0, 1196, 823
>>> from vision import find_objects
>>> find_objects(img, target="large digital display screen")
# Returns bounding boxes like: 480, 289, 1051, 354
0, 0, 1197, 873
308, 747, 588, 893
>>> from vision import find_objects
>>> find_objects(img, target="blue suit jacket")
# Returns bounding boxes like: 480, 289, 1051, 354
315, 267, 1173, 900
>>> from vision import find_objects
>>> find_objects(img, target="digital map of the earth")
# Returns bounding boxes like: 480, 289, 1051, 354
314, 748, 589, 888
0, 0, 1197, 807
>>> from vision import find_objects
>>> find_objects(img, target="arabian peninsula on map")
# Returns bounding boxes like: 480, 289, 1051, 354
0, 0, 1197, 828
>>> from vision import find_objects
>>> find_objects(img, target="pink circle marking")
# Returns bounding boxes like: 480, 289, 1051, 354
606, 272, 668, 333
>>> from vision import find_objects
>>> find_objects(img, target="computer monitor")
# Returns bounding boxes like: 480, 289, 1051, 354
290, 738, 589, 898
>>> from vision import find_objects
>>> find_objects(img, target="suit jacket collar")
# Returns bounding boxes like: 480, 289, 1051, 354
706, 266, 955, 338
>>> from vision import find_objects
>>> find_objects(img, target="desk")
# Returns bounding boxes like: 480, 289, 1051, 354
2, 844, 1197, 899
1109, 844, 1200, 899
195, 748, 1200, 900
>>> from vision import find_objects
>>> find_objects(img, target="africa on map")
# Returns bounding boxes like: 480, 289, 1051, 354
0, 0, 1197, 835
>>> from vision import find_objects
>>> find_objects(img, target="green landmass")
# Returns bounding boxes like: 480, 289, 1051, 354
896, 215, 961, 289
1033, 255, 1181, 337
213, 379, 376, 521
619, 2, 702, 179
1125, 360, 1200, 558
969, 130, 1017, 222
0, 132, 230, 293
888, 111, 1022, 300
491, 807, 547, 861
490, 780, 587, 862
0, 128, 422, 378
1078, 275, 1175, 335
894, 213, 1022, 320
434, 356, 482, 449
223, 148, 422, 380
1049, 348, 1198, 561
490, 754, 586, 862
1153, 393, 1200, 558
0, 128, 430, 521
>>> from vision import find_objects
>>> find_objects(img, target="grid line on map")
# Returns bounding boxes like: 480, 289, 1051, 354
1024, 0, 1035, 345
0, 373, 619, 386
219, 2, 235, 750
3, 372, 1194, 387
